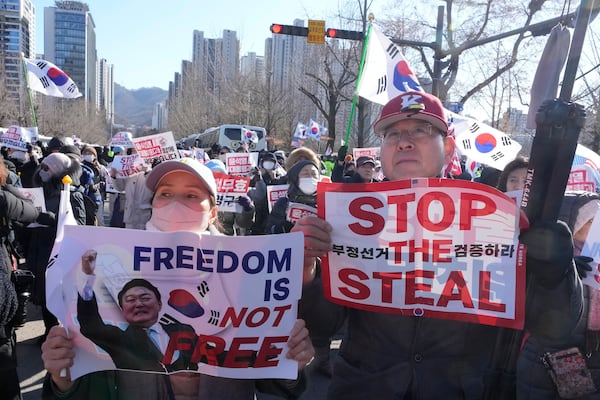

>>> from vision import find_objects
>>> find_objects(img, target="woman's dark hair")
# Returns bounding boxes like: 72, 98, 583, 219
496, 156, 529, 192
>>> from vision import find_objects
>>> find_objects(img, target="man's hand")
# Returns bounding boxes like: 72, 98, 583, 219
285, 319, 315, 371
291, 215, 332, 284
337, 145, 348, 161
237, 195, 254, 212
81, 250, 97, 275
41, 326, 75, 393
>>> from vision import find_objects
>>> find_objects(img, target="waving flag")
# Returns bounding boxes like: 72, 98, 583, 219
450, 111, 522, 171
241, 127, 259, 144
357, 24, 422, 105
293, 122, 308, 139
24, 57, 82, 98
308, 119, 328, 141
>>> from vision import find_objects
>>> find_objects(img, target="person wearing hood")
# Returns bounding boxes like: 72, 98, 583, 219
264, 160, 319, 235
205, 159, 255, 236
28, 152, 86, 341
41, 158, 315, 400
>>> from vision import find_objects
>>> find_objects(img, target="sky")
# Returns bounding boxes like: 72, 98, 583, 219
32, 0, 364, 90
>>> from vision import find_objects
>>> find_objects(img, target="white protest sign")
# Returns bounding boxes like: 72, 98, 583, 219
318, 178, 525, 329
0, 125, 38, 151
352, 147, 380, 161
214, 172, 250, 213
19, 187, 47, 227
111, 155, 147, 178
46, 226, 303, 380
267, 184, 289, 213
225, 153, 258, 176
110, 132, 134, 149
132, 131, 180, 165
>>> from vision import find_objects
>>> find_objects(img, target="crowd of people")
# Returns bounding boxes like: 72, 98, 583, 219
0, 90, 598, 399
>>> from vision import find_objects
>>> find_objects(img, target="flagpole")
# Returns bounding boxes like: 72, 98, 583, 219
343, 15, 373, 147
20, 54, 38, 127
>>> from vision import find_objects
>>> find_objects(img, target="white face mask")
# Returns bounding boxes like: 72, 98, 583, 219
298, 177, 319, 195
82, 154, 95, 163
149, 201, 211, 233
262, 161, 275, 170
219, 154, 227, 163
39, 170, 53, 182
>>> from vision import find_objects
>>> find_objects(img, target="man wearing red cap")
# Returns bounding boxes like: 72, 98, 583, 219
294, 91, 582, 399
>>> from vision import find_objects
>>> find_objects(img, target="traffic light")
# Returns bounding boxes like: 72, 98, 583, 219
270, 24, 309, 37
326, 28, 364, 41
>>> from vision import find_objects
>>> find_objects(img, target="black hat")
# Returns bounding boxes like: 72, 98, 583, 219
117, 278, 161, 307
47, 137, 65, 152
261, 152, 276, 162
60, 144, 81, 159
356, 156, 376, 167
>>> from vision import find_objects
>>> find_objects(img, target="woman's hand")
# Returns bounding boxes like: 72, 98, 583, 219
285, 319, 315, 370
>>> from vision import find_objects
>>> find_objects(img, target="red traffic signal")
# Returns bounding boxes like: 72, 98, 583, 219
270, 24, 309, 37
326, 28, 364, 41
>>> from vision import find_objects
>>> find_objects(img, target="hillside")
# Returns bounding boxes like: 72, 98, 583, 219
114, 83, 167, 126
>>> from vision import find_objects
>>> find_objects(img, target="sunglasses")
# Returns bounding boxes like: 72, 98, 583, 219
41, 164, 50, 171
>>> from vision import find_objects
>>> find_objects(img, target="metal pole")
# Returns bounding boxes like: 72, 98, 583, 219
432, 5, 444, 97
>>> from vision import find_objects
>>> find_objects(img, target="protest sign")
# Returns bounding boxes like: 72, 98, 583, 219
0, 125, 38, 151
266, 185, 289, 213
352, 147, 380, 162
580, 208, 600, 290
111, 155, 147, 178
46, 226, 304, 380
225, 153, 258, 176
110, 132, 134, 149
213, 172, 251, 213
133, 131, 180, 165
317, 178, 525, 329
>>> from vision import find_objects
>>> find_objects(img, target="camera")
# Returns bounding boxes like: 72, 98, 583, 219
10, 269, 34, 328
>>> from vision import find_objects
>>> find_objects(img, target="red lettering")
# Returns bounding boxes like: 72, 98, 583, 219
272, 305, 292, 327
163, 330, 196, 365
433, 240, 453, 262
246, 307, 269, 327
372, 272, 403, 303
190, 334, 226, 366
223, 337, 258, 368
460, 193, 496, 230
348, 196, 385, 235
220, 306, 245, 328
478, 271, 506, 312
405, 270, 434, 306
253, 336, 287, 367
338, 268, 370, 299
388, 193, 415, 233
437, 271, 474, 308
418, 192, 454, 232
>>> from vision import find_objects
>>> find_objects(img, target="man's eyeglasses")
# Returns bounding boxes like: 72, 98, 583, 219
383, 124, 437, 143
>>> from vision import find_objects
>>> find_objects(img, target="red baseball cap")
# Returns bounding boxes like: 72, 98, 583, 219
373, 91, 448, 136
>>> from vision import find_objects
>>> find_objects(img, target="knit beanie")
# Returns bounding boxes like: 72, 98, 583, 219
42, 153, 72, 177
575, 199, 600, 235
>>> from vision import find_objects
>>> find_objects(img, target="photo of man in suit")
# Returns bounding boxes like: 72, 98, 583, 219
77, 250, 192, 372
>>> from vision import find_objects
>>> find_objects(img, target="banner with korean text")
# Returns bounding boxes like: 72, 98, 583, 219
317, 178, 526, 329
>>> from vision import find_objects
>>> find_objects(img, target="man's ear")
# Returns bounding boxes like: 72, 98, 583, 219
209, 206, 218, 225
443, 136, 457, 164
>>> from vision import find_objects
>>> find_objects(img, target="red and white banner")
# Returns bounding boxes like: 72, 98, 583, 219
317, 178, 526, 329
352, 147, 380, 161
213, 172, 251, 213
225, 153, 258, 176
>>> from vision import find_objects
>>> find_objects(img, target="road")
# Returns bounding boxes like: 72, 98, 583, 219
15, 303, 335, 399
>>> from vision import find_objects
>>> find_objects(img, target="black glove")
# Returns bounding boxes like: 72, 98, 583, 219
574, 255, 594, 279
337, 145, 348, 161
36, 211, 56, 227
237, 195, 254, 212
519, 220, 574, 288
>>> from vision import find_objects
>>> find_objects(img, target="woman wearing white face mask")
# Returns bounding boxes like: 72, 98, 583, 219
41, 157, 316, 400
264, 160, 319, 235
